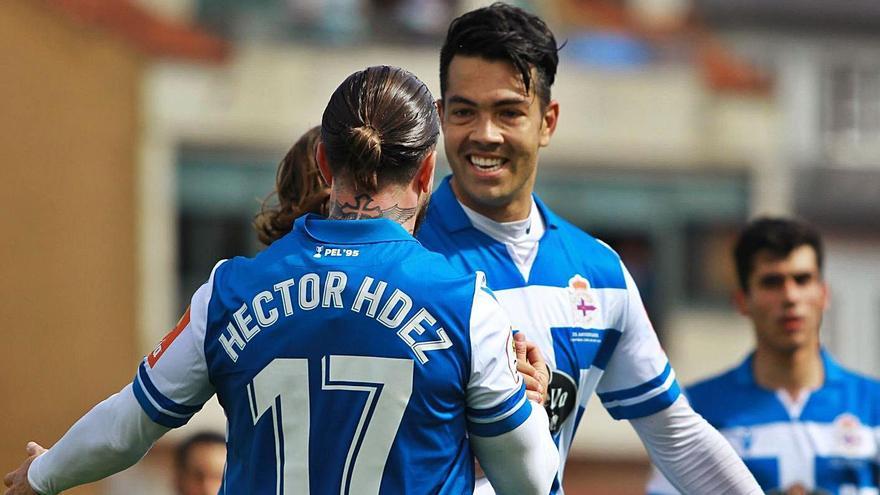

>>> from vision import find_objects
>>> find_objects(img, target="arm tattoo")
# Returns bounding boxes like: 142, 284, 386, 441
329, 193, 416, 223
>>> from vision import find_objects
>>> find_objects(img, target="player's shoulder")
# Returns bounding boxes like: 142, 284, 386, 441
816, 350, 880, 425
554, 215, 618, 258
827, 354, 880, 401
686, 364, 745, 400
829, 357, 880, 386
212, 249, 270, 283
536, 197, 626, 286
681, 359, 756, 424
208, 235, 304, 299
398, 245, 482, 293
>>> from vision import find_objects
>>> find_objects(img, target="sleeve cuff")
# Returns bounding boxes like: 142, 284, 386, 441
132, 362, 202, 428
467, 385, 533, 437
598, 363, 681, 420
27, 454, 52, 495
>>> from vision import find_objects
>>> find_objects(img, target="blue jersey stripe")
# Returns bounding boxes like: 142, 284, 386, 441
598, 362, 672, 403
467, 384, 527, 420
467, 397, 532, 437
604, 381, 680, 420
136, 363, 202, 415
132, 374, 192, 428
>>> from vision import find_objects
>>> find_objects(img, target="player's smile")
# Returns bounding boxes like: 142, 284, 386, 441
466, 153, 508, 175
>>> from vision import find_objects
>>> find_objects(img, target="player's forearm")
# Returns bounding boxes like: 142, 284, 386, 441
27, 384, 170, 495
470, 405, 559, 495
630, 396, 761, 495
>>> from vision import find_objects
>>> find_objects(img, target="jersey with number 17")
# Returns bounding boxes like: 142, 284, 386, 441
131, 214, 531, 494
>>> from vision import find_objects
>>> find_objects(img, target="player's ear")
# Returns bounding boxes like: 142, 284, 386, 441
436, 99, 445, 123
733, 289, 750, 316
820, 279, 830, 311
416, 149, 436, 194
316, 141, 333, 186
539, 100, 559, 147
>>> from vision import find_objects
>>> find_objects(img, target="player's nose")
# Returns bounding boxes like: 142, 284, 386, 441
469, 115, 503, 145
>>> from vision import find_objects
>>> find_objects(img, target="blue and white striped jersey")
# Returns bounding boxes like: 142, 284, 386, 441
132, 214, 531, 494
418, 177, 680, 494
647, 350, 880, 495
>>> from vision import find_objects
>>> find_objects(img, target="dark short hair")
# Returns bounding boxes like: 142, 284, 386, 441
174, 431, 225, 471
440, 2, 560, 107
733, 217, 824, 292
321, 65, 439, 193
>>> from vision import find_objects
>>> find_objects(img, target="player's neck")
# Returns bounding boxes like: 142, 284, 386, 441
327, 186, 421, 234
451, 182, 532, 223
752, 343, 824, 397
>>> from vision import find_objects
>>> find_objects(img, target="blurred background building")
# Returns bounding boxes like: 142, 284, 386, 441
2, 1, 878, 494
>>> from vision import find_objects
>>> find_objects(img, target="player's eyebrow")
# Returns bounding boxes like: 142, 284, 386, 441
492, 97, 529, 107
446, 95, 477, 106
446, 95, 529, 107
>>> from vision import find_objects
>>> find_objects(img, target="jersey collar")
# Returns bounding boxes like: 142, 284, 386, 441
432, 175, 560, 233
295, 213, 416, 244
735, 347, 845, 387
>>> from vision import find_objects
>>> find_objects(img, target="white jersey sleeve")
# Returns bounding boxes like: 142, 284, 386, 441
131, 261, 224, 428
465, 271, 533, 437
634, 396, 762, 494
595, 262, 680, 419
27, 385, 170, 495
646, 466, 681, 495
470, 404, 559, 495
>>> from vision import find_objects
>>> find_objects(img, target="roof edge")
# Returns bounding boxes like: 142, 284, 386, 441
45, 0, 230, 63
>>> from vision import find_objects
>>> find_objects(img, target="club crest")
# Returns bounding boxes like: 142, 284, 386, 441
834, 413, 867, 454
568, 275, 598, 326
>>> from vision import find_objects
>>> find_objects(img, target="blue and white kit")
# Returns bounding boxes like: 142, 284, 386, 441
647, 350, 880, 495
418, 177, 681, 493
134, 214, 535, 494
27, 213, 556, 495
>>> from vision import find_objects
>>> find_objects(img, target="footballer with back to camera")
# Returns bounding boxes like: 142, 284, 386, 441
3, 65, 558, 495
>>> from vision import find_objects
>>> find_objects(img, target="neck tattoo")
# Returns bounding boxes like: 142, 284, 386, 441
329, 193, 416, 223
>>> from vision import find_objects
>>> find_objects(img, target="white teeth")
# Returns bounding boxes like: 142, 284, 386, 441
469, 156, 504, 169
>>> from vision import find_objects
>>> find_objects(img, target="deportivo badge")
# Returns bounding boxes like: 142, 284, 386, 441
834, 413, 869, 455
568, 275, 598, 326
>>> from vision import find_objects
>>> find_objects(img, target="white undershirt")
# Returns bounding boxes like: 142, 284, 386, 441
458, 199, 545, 282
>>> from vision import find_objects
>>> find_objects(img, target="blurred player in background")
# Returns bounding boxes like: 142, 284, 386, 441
174, 432, 225, 495
416, 3, 761, 494
647, 217, 880, 495
4, 65, 558, 495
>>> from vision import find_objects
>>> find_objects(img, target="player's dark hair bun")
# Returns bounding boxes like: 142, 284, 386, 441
349, 124, 384, 188
321, 65, 438, 192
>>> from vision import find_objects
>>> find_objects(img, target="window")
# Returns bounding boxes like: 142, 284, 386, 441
177, 148, 277, 311
824, 65, 880, 165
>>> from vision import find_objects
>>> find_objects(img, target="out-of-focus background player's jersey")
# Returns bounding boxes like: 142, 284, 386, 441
418, 177, 681, 494
131, 214, 531, 494
647, 351, 880, 495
